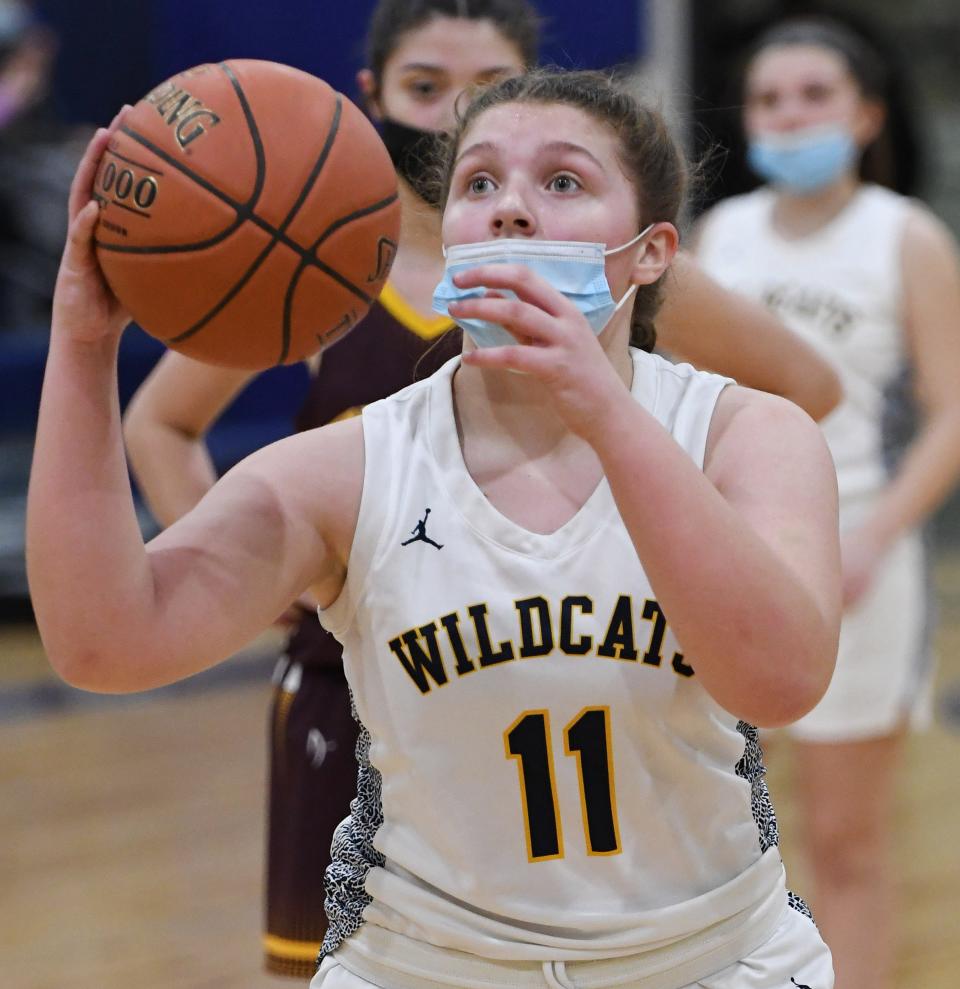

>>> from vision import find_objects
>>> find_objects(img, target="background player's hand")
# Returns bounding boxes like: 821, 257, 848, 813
840, 526, 886, 609
452, 264, 630, 441
52, 108, 133, 345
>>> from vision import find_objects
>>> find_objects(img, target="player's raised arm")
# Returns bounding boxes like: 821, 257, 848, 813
27, 122, 362, 692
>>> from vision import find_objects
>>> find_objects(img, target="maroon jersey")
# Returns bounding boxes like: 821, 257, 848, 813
285, 285, 457, 670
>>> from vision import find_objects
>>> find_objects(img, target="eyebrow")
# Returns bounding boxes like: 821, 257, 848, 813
454, 140, 496, 167
454, 139, 606, 170
541, 141, 605, 170
397, 62, 517, 75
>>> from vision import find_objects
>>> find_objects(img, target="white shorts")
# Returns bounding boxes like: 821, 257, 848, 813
788, 521, 935, 744
310, 905, 833, 989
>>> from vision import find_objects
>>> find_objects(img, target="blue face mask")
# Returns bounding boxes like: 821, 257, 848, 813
747, 124, 858, 194
431, 225, 655, 349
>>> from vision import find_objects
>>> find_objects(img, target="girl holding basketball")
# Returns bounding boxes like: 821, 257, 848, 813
694, 18, 960, 989
31, 67, 841, 988
119, 0, 840, 978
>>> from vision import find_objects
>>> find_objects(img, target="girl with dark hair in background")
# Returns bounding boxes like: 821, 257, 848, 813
695, 17, 960, 989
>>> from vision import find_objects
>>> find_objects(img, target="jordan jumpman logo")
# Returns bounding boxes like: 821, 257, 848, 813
401, 508, 443, 550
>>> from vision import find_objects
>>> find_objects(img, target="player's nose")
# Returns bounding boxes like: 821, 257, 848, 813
490, 185, 537, 237
771, 93, 811, 132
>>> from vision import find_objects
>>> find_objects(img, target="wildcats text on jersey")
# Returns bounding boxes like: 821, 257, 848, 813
387, 593, 695, 694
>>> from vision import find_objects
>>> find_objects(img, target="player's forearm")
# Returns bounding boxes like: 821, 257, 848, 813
660, 254, 842, 422
588, 395, 834, 726
755, 350, 841, 423
26, 334, 156, 687
123, 416, 217, 527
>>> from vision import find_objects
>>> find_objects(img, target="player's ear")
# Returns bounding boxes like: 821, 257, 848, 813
357, 69, 382, 119
630, 223, 679, 287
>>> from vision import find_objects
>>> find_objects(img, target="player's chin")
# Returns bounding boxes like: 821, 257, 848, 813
462, 347, 536, 377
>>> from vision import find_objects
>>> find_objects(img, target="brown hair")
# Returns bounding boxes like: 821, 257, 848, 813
366, 0, 541, 88
436, 69, 687, 351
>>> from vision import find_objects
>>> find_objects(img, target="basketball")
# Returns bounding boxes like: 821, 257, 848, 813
92, 60, 400, 369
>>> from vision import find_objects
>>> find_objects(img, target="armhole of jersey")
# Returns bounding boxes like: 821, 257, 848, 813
318, 400, 398, 639
675, 374, 735, 471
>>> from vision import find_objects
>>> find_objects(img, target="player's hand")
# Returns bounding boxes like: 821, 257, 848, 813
840, 527, 886, 609
51, 107, 133, 345
450, 263, 630, 441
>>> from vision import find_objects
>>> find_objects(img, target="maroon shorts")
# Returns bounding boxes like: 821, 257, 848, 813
265, 656, 359, 978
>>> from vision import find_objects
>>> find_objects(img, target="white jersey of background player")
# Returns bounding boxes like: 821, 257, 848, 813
694, 17, 960, 989
29, 71, 841, 989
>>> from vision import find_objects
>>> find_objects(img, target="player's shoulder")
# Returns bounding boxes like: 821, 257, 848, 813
898, 195, 960, 258
706, 385, 824, 470
713, 383, 816, 428
243, 415, 365, 493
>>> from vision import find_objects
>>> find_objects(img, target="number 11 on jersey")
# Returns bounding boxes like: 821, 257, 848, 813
504, 707, 622, 862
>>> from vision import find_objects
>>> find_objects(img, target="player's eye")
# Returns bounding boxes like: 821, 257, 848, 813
408, 78, 439, 100
749, 89, 779, 110
548, 173, 580, 193
468, 175, 496, 195
802, 83, 833, 103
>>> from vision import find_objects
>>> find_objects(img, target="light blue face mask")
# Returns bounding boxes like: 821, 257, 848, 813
747, 124, 858, 194
431, 224, 655, 349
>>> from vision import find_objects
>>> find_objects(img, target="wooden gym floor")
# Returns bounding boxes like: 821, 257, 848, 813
3, 561, 959, 989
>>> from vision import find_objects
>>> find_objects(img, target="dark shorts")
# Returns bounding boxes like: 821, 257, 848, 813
265, 656, 359, 978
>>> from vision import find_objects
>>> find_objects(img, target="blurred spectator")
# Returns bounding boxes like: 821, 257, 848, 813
0, 0, 75, 330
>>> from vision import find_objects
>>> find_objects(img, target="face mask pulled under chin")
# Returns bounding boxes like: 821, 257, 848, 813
378, 117, 442, 205
431, 226, 654, 350
747, 123, 858, 194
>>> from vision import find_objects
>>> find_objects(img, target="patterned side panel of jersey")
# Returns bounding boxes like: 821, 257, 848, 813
319, 692, 384, 962
735, 721, 813, 921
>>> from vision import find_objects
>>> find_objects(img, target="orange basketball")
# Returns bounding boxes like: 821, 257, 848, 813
93, 60, 400, 369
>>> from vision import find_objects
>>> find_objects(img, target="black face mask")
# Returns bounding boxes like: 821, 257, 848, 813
378, 117, 441, 205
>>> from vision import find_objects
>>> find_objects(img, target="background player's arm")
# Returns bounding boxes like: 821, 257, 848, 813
657, 252, 842, 422
840, 205, 960, 604
122, 352, 257, 527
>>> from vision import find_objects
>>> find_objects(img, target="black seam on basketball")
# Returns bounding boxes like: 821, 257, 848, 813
218, 61, 267, 208
280, 261, 310, 364
98, 88, 377, 355
279, 255, 374, 364
166, 236, 282, 344
163, 67, 306, 345
166, 96, 349, 347
279, 95, 342, 236
102, 124, 372, 304
96, 126, 251, 254
103, 147, 165, 175
311, 192, 398, 251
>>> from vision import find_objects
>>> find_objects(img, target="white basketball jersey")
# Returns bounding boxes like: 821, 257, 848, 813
696, 185, 912, 504
319, 351, 788, 963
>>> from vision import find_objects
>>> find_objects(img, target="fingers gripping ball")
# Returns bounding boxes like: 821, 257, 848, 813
93, 60, 400, 369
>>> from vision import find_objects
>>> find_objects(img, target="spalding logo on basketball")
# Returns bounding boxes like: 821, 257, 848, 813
93, 60, 400, 370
